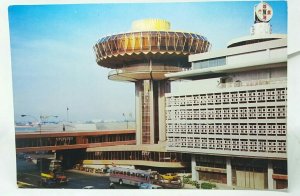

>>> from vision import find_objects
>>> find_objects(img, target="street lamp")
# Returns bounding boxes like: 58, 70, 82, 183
21, 114, 44, 153
122, 113, 132, 129
21, 114, 59, 133
20, 114, 59, 181
20, 114, 41, 133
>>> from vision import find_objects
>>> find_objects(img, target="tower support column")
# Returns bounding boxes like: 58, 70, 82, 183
158, 80, 170, 143
149, 80, 155, 144
135, 82, 142, 145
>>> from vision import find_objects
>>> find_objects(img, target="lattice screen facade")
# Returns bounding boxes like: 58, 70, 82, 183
166, 83, 287, 158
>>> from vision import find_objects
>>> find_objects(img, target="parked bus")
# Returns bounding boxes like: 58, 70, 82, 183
109, 167, 183, 188
109, 167, 159, 187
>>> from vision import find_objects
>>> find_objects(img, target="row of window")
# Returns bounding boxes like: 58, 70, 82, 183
193, 57, 226, 70
166, 105, 286, 120
166, 123, 286, 136
167, 137, 286, 153
166, 88, 287, 106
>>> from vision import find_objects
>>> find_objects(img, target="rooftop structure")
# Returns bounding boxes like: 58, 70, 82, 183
227, 1, 285, 48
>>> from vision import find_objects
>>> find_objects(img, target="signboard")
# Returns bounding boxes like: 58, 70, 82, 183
255, 2, 273, 22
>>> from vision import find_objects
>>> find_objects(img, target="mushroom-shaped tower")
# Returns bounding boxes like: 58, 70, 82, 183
93, 19, 210, 145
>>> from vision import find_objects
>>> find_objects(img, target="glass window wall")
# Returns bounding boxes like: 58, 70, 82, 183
193, 57, 226, 69
94, 32, 210, 61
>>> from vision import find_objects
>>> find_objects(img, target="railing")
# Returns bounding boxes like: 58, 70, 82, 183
108, 65, 189, 76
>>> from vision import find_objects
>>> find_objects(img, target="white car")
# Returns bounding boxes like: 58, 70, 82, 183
82, 186, 95, 189
139, 183, 163, 189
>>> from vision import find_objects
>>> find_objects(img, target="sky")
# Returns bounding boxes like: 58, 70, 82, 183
8, 1, 287, 123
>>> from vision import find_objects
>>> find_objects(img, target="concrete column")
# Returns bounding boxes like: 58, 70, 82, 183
191, 155, 199, 181
268, 160, 274, 190
226, 157, 232, 186
135, 82, 142, 145
158, 80, 169, 143
149, 80, 155, 144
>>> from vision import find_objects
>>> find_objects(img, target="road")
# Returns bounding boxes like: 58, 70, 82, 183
16, 158, 136, 189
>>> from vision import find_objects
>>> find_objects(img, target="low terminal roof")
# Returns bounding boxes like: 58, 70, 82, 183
15, 129, 135, 139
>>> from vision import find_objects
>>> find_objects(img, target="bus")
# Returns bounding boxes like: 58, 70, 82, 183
109, 167, 159, 187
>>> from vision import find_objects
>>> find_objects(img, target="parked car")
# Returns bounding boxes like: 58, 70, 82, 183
139, 183, 163, 189
82, 186, 94, 189
16, 153, 26, 159
25, 155, 32, 162
40, 178, 57, 188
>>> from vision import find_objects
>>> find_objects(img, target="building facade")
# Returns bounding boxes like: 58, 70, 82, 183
164, 1, 287, 190
85, 1, 287, 190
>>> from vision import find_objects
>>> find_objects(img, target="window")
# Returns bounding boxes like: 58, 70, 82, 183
193, 57, 226, 69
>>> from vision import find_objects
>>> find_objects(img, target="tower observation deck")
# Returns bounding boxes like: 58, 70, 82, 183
93, 19, 210, 145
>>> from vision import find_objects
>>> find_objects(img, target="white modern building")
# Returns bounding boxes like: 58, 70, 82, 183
165, 1, 287, 190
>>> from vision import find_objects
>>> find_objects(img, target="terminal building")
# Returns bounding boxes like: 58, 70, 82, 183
165, 1, 287, 189
87, 1, 287, 189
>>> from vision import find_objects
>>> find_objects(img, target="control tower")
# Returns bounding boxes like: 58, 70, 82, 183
93, 19, 210, 145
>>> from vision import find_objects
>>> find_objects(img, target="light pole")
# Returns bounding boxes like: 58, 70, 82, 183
21, 114, 58, 143
122, 113, 128, 129
21, 114, 43, 152
20, 114, 41, 133
20, 114, 59, 181
122, 113, 132, 129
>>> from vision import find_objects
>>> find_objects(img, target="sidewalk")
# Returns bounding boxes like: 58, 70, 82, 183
182, 180, 251, 190
182, 183, 197, 189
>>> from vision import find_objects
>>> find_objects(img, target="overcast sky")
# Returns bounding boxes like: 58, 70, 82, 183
9, 1, 287, 122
